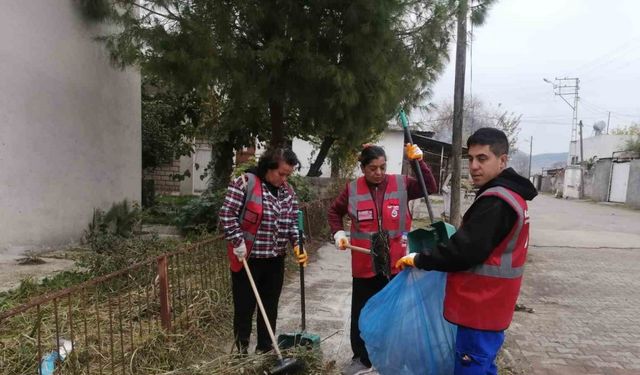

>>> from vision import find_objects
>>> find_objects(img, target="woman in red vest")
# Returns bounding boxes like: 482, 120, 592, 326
396, 128, 537, 375
219, 148, 308, 355
328, 144, 437, 375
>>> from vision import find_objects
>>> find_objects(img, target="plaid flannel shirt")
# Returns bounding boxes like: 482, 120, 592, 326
219, 173, 299, 258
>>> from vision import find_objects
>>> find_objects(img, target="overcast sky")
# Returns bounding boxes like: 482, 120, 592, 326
424, 0, 640, 155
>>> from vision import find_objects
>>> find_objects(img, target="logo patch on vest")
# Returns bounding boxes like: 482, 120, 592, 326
357, 209, 374, 222
243, 209, 259, 224
388, 204, 400, 218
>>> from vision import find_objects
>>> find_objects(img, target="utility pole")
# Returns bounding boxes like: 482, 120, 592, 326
544, 77, 580, 164
606, 111, 611, 134
579, 120, 585, 199
450, 0, 468, 228
528, 136, 533, 179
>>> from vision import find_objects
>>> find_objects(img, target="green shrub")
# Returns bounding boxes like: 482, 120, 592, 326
624, 136, 640, 155
85, 200, 141, 253
288, 174, 317, 203
142, 195, 198, 225
176, 190, 226, 234
231, 158, 257, 179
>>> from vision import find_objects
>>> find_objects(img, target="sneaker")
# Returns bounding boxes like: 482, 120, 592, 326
355, 367, 378, 375
341, 359, 371, 375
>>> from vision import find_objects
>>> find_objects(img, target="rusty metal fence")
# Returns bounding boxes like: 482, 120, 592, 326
0, 199, 331, 375
0, 237, 230, 375
300, 198, 332, 242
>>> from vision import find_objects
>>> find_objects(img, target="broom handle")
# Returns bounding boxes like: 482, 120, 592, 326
297, 211, 306, 332
345, 244, 371, 254
241, 257, 284, 361
299, 230, 306, 332
399, 110, 435, 222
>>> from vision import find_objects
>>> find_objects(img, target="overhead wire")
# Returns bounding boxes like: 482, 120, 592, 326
573, 35, 640, 77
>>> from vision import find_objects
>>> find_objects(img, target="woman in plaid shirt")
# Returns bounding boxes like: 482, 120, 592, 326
219, 148, 307, 355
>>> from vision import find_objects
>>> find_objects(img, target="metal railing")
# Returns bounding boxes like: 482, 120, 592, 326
0, 199, 332, 375
0, 237, 230, 375
300, 198, 332, 241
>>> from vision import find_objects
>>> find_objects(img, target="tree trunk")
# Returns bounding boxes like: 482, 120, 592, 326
207, 139, 235, 193
450, 0, 468, 228
307, 136, 335, 177
330, 154, 340, 178
269, 98, 285, 147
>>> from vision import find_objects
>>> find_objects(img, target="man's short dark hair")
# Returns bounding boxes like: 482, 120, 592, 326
256, 148, 300, 179
467, 128, 509, 156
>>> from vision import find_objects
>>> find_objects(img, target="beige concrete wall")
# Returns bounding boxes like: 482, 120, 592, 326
0, 2, 141, 252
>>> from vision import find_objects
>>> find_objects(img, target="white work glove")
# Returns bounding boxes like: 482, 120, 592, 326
233, 242, 247, 260
333, 230, 349, 251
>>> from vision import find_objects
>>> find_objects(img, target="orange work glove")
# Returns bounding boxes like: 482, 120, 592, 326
293, 245, 308, 267
405, 143, 423, 160
395, 253, 417, 270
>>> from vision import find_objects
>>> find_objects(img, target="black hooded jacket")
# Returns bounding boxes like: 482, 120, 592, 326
414, 168, 538, 272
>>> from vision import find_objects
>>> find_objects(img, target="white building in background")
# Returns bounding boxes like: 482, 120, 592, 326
563, 134, 633, 199
293, 129, 406, 178
568, 134, 633, 165
0, 3, 141, 253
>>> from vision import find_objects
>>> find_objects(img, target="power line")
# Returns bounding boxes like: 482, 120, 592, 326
572, 35, 640, 76
581, 98, 640, 119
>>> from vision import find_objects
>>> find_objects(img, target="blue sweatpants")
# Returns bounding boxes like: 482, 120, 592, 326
454, 326, 505, 375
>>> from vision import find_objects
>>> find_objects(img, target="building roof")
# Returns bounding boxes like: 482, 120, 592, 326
411, 132, 468, 156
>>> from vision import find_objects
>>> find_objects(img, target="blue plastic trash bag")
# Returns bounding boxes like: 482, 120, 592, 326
359, 269, 456, 375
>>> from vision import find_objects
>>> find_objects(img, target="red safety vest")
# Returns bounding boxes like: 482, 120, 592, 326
348, 175, 412, 278
444, 186, 530, 331
227, 174, 263, 272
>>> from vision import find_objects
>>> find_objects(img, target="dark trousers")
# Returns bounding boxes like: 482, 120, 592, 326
231, 256, 285, 353
351, 274, 391, 367
454, 326, 505, 375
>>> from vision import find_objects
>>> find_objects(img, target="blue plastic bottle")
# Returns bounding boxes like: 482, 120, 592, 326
40, 352, 59, 375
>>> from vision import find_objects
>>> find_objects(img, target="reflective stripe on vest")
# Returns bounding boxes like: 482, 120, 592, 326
240, 174, 261, 245
227, 174, 263, 272
348, 174, 408, 235
347, 174, 412, 278
469, 186, 525, 279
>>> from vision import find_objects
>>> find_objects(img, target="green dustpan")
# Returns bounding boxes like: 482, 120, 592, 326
277, 332, 321, 350
278, 210, 321, 350
408, 221, 456, 253
399, 110, 457, 250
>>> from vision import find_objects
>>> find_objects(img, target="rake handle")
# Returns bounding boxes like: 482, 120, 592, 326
345, 244, 371, 254
241, 257, 284, 361
399, 110, 435, 222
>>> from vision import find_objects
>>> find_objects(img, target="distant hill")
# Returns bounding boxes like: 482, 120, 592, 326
531, 152, 567, 173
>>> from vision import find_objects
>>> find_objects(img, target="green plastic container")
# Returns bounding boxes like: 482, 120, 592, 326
408, 221, 457, 253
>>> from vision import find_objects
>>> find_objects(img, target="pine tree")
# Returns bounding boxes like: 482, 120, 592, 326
79, 0, 458, 183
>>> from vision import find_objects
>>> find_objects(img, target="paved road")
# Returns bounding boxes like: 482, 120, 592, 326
277, 242, 353, 371
508, 195, 640, 375
277, 194, 640, 374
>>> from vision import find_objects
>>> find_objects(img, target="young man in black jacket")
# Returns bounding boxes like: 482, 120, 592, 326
396, 128, 537, 375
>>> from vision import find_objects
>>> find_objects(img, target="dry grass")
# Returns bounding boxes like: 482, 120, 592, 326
0, 238, 331, 375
